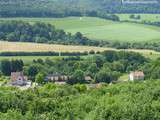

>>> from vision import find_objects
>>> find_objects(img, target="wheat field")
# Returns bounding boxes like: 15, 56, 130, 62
0, 41, 115, 52
1, 41, 160, 60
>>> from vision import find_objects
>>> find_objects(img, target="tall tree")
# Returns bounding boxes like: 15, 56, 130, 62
1, 60, 11, 76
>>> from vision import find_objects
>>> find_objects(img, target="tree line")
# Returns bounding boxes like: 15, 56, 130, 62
1, 0, 160, 18
0, 51, 89, 56
0, 21, 99, 46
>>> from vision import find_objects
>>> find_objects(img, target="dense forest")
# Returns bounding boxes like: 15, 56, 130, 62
0, 78, 159, 119
1, 0, 160, 18
0, 50, 160, 119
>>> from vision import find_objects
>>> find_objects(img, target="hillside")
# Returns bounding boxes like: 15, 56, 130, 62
0, 80, 160, 119
3, 17, 160, 43
1, 0, 160, 17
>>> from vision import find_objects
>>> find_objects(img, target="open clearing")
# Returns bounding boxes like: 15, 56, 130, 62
0, 41, 160, 60
1, 16, 160, 43
117, 14, 160, 22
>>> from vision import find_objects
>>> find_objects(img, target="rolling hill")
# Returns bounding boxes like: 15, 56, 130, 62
2, 17, 160, 43
1, 0, 160, 18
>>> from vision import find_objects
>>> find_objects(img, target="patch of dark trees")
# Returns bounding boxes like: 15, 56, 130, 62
108, 41, 160, 52
0, 21, 100, 46
1, 59, 24, 76
0, 52, 89, 57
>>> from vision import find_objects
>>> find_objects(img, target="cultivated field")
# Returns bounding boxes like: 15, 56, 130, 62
0, 41, 114, 52
0, 41, 160, 60
1, 16, 160, 42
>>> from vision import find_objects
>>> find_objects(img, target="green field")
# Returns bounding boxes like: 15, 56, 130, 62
117, 14, 160, 22
1, 16, 160, 43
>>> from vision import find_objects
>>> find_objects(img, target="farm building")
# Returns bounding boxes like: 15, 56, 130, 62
10, 72, 28, 86
129, 71, 145, 81
45, 73, 92, 84
45, 73, 69, 84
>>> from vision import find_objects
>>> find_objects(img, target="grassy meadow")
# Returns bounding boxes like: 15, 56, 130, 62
1, 16, 160, 43
117, 14, 160, 22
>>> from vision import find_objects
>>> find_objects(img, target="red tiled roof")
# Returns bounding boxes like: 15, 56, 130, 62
130, 71, 144, 77
11, 72, 26, 81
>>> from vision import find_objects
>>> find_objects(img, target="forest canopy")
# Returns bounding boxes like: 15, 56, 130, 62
1, 0, 160, 17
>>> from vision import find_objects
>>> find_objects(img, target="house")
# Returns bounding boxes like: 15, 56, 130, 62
129, 71, 144, 81
45, 73, 92, 84
10, 72, 28, 86
45, 73, 69, 84
85, 76, 92, 83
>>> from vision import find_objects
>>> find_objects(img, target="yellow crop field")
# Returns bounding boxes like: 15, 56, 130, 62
0, 41, 160, 60
0, 41, 114, 52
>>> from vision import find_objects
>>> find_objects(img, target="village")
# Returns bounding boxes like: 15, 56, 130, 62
2, 70, 145, 90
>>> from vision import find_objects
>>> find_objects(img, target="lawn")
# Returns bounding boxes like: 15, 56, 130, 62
1, 16, 160, 43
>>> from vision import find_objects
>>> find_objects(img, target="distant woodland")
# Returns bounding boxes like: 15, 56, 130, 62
1, 0, 160, 18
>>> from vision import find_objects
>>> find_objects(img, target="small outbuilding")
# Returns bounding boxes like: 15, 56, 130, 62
129, 71, 145, 81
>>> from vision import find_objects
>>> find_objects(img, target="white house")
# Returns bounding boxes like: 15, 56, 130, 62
129, 71, 144, 81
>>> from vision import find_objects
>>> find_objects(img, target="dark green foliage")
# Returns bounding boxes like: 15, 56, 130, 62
1, 59, 23, 76
130, 14, 141, 20
0, 51, 88, 56
102, 50, 147, 64
1, 60, 11, 76
142, 59, 160, 79
68, 70, 85, 84
1, 0, 160, 18
27, 64, 40, 77
109, 41, 160, 52
0, 80, 160, 119
0, 21, 98, 46
95, 68, 120, 83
